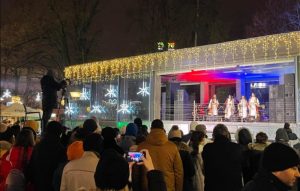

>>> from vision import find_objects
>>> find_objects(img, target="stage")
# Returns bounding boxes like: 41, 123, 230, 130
163, 120, 300, 141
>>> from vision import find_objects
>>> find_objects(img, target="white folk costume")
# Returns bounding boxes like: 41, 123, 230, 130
248, 96, 260, 119
208, 98, 219, 116
224, 97, 235, 119
238, 98, 248, 119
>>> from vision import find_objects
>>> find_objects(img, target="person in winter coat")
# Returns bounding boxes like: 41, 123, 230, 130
235, 128, 253, 184
283, 122, 299, 147
243, 143, 300, 191
0, 129, 35, 190
202, 124, 243, 191
248, 132, 269, 151
101, 127, 124, 155
66, 118, 100, 161
26, 121, 67, 191
182, 121, 198, 144
138, 119, 183, 191
95, 149, 167, 191
120, 123, 138, 152
190, 131, 205, 191
169, 129, 195, 191
40, 70, 66, 133
275, 128, 290, 146
60, 133, 103, 191
193, 124, 212, 153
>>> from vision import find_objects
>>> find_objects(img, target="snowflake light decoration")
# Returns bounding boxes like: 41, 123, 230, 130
90, 103, 105, 114
117, 100, 133, 114
65, 103, 77, 115
35, 92, 41, 102
2, 89, 12, 98
105, 85, 117, 98
137, 81, 150, 96
80, 88, 90, 100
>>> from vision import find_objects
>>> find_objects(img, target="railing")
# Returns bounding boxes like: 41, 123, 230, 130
161, 101, 296, 123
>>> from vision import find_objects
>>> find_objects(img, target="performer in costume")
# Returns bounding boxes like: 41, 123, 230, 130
238, 96, 248, 121
208, 94, 219, 116
224, 95, 235, 120
248, 93, 260, 120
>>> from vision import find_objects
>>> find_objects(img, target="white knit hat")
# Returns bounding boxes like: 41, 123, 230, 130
189, 121, 198, 131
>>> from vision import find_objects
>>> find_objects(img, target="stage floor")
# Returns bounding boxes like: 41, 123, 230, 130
163, 120, 300, 141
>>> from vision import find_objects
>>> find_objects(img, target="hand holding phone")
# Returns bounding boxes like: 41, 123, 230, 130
137, 149, 154, 171
126, 152, 144, 162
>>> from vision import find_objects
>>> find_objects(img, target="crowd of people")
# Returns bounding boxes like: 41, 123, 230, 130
0, 118, 300, 191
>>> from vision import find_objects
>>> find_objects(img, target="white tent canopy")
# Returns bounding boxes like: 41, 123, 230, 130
0, 103, 42, 117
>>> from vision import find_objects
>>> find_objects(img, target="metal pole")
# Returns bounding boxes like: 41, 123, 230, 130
194, 0, 199, 47
193, 100, 196, 121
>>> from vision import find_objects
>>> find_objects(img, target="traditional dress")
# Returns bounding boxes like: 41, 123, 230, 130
238, 98, 248, 119
248, 96, 260, 119
225, 97, 235, 119
208, 98, 219, 116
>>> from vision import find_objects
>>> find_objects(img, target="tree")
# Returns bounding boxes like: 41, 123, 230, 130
285, 1, 300, 30
1, 0, 103, 106
245, 0, 298, 37
128, 0, 229, 54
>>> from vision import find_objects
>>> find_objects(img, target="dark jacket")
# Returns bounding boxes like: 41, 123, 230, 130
170, 138, 195, 191
182, 133, 192, 143
120, 135, 136, 153
26, 134, 67, 191
243, 169, 291, 191
202, 137, 243, 191
147, 170, 167, 191
41, 75, 62, 108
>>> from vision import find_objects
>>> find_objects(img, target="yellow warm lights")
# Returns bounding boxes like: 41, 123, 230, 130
65, 32, 300, 83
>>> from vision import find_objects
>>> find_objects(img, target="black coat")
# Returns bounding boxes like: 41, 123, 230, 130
41, 75, 62, 108
182, 133, 192, 143
202, 137, 243, 191
26, 135, 67, 191
147, 170, 167, 191
179, 150, 195, 191
132, 168, 167, 191
243, 169, 291, 191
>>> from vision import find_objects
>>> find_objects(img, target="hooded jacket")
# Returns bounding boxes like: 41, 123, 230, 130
243, 169, 291, 191
138, 128, 183, 191
202, 136, 243, 191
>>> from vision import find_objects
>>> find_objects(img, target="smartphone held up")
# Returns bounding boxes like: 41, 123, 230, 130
126, 152, 145, 162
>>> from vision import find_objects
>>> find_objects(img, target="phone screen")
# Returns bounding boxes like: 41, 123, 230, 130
126, 152, 144, 162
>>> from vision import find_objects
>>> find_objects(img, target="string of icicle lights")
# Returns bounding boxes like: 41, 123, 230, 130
65, 32, 300, 83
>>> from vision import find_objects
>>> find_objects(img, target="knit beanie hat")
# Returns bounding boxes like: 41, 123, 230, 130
195, 124, 207, 134
83, 119, 98, 134
101, 127, 117, 140
168, 129, 182, 139
83, 133, 103, 153
151, 119, 164, 129
125, 123, 138, 137
275, 128, 289, 143
189, 121, 198, 131
67, 141, 84, 161
94, 149, 129, 190
134, 118, 142, 128
262, 143, 299, 172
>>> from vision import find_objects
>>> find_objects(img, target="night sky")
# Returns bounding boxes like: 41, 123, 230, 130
1, 0, 263, 61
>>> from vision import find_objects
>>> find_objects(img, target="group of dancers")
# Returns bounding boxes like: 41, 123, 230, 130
207, 93, 260, 121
